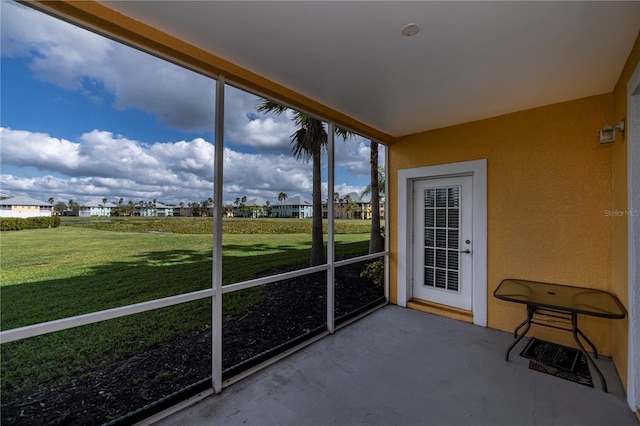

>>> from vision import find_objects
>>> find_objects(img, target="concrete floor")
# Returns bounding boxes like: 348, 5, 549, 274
152, 305, 637, 426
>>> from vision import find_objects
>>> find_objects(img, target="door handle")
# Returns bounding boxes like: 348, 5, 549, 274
458, 249, 471, 254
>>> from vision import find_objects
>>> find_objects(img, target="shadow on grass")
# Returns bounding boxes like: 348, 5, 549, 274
0, 240, 375, 425
2, 239, 370, 330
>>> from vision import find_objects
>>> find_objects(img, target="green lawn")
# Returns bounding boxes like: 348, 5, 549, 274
0, 217, 376, 395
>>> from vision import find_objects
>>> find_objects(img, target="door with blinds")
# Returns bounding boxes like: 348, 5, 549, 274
412, 176, 473, 310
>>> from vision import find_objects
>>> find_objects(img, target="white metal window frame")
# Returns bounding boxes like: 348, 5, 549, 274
0, 31, 390, 397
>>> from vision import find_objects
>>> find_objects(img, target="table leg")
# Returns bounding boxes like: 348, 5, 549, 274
513, 318, 529, 338
572, 313, 607, 392
505, 305, 534, 361
576, 328, 599, 359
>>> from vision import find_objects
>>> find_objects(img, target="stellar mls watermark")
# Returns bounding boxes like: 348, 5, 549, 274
604, 209, 640, 217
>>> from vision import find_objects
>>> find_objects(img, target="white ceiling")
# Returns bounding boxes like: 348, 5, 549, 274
100, 1, 640, 138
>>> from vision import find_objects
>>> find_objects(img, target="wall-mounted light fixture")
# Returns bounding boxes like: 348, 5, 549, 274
599, 120, 625, 144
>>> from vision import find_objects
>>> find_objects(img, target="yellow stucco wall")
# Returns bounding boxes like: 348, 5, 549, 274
610, 31, 640, 390
389, 93, 616, 354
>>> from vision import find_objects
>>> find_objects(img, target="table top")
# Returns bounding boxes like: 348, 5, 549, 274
494, 279, 626, 319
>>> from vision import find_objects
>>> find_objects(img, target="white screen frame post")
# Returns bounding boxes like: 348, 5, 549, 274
212, 76, 225, 393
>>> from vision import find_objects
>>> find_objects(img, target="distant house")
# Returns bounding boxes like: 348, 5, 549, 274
79, 199, 118, 217
222, 205, 234, 218
156, 202, 176, 217
246, 199, 263, 218
0, 196, 53, 218
322, 192, 384, 220
271, 195, 313, 218
139, 201, 175, 217
231, 198, 258, 218
329, 192, 369, 220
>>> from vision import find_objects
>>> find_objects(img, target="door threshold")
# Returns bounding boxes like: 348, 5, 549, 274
408, 298, 473, 323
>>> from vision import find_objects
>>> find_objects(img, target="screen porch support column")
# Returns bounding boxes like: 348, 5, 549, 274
212, 76, 225, 393
327, 122, 335, 333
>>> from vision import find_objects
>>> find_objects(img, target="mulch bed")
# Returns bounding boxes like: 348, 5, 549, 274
1, 262, 383, 425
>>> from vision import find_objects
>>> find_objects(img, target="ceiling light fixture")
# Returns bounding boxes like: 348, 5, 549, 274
401, 23, 420, 37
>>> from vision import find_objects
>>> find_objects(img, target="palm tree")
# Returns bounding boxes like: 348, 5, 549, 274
343, 194, 352, 219
277, 192, 288, 218
232, 197, 240, 217
351, 201, 363, 220
207, 197, 214, 217
241, 195, 247, 217
258, 100, 351, 265
53, 201, 67, 215
360, 143, 384, 253
48, 197, 54, 205
112, 198, 123, 216
201, 198, 213, 217
337, 196, 345, 219
191, 201, 201, 217
332, 192, 339, 218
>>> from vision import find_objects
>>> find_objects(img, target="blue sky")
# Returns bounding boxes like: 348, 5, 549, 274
0, 1, 382, 207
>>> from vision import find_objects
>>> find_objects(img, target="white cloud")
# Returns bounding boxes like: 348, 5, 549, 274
0, 3, 382, 206
1, 127, 211, 203
0, 127, 81, 171
1, 127, 322, 205
223, 85, 297, 152
222, 148, 313, 203
332, 183, 368, 200
1, 1, 215, 133
1, 3, 112, 92
333, 137, 371, 178
1, 125, 380, 205
1, 2, 314, 153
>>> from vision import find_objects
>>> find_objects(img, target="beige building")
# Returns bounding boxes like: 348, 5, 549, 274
0, 196, 53, 218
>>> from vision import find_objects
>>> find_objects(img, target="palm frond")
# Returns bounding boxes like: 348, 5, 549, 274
256, 99, 288, 115
290, 118, 328, 160
258, 98, 355, 141
335, 126, 354, 141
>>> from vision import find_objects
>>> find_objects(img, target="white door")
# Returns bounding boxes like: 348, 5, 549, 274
412, 176, 473, 310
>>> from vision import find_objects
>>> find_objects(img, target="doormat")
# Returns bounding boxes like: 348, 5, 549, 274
520, 338, 593, 387
520, 338, 579, 371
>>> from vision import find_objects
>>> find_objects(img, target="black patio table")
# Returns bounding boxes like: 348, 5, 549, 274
493, 278, 626, 392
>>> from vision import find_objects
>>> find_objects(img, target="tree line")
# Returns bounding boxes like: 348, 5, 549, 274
50, 185, 384, 221
49, 197, 214, 217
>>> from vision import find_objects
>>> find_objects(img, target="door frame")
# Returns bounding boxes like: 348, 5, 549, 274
627, 61, 640, 414
397, 159, 487, 326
